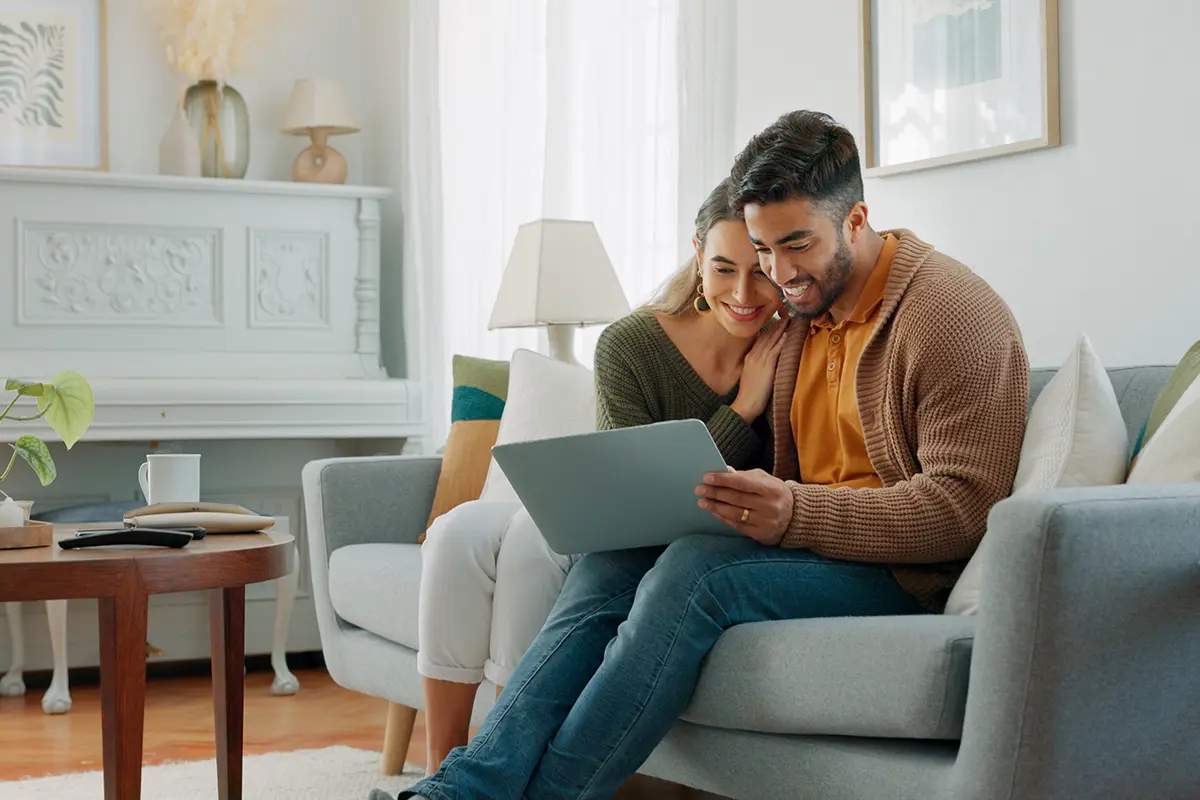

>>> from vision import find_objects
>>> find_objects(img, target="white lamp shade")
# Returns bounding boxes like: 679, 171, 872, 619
488, 219, 630, 328
281, 78, 360, 136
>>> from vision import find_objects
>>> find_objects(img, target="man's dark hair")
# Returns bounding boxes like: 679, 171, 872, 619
728, 110, 864, 224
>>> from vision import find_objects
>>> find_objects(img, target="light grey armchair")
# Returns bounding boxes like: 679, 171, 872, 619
300, 455, 496, 774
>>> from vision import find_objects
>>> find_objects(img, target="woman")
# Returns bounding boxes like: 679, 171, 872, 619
414, 177, 787, 775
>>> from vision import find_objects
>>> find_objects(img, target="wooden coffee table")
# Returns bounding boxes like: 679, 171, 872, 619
0, 527, 294, 800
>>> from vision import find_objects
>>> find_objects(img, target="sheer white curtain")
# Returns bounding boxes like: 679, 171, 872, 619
405, 0, 736, 448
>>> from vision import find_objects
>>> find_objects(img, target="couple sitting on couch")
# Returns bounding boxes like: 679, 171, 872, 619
378, 109, 1030, 800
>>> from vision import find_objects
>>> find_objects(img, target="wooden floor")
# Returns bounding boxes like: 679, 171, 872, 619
0, 665, 722, 798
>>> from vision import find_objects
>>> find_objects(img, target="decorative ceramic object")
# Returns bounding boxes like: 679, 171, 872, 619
148, 1, 279, 179
0, 498, 47, 550
158, 108, 202, 177
0, 497, 22, 528
183, 80, 250, 179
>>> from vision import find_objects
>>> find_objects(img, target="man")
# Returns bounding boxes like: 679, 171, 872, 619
378, 110, 1028, 800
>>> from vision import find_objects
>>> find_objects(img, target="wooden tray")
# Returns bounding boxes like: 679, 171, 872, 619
0, 520, 53, 550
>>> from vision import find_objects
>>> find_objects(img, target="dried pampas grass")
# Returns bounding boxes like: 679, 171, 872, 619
147, 0, 279, 84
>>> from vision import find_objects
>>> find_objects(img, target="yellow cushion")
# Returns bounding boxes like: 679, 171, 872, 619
418, 355, 510, 543
420, 419, 503, 543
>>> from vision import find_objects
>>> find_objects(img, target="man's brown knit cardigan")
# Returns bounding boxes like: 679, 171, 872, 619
771, 228, 1029, 611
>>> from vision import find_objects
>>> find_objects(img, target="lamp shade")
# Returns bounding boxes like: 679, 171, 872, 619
280, 78, 360, 136
488, 219, 630, 329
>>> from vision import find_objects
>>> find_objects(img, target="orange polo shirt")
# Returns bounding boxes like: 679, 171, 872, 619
791, 234, 898, 489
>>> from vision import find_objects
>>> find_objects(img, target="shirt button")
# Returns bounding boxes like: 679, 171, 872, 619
831, 334, 841, 344
827, 361, 836, 371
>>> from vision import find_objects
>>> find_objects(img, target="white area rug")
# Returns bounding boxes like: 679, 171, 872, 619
0, 745, 421, 799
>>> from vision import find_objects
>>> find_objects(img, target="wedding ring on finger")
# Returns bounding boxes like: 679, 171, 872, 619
740, 508, 751, 523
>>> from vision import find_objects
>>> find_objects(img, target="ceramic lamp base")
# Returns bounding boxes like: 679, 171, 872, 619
546, 324, 582, 367
292, 126, 348, 184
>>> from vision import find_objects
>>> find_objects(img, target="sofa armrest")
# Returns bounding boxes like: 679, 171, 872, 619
953, 483, 1200, 800
301, 455, 442, 552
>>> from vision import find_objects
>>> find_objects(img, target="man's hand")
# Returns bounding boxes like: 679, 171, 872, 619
695, 468, 794, 545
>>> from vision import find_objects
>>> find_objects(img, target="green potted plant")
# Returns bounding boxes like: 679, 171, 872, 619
0, 371, 95, 529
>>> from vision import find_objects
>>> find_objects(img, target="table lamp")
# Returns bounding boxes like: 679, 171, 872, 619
488, 219, 630, 366
281, 78, 360, 184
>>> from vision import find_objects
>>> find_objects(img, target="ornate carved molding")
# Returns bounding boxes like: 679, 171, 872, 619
355, 199, 385, 377
249, 230, 330, 328
18, 222, 221, 324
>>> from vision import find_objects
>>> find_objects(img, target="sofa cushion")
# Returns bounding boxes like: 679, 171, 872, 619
1127, 361, 1200, 483
1133, 339, 1200, 457
480, 348, 597, 504
681, 615, 975, 740
328, 543, 422, 649
946, 334, 1128, 616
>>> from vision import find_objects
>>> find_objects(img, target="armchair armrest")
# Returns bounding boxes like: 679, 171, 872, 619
302, 455, 442, 552
300, 455, 441, 684
952, 483, 1200, 800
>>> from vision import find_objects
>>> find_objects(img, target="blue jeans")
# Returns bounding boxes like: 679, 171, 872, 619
403, 534, 925, 800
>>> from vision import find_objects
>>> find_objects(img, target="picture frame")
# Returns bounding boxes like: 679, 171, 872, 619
861, 0, 1059, 177
0, 0, 108, 171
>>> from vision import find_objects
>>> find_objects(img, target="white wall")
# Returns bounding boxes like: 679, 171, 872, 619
105, 0, 367, 184
735, 0, 1199, 368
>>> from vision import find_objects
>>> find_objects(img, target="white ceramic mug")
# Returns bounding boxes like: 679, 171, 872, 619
138, 454, 201, 506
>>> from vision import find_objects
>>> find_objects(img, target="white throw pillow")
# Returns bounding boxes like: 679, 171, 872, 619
479, 348, 597, 504
1126, 369, 1200, 483
944, 334, 1128, 616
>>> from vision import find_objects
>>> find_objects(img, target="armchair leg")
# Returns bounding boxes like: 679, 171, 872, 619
382, 702, 418, 775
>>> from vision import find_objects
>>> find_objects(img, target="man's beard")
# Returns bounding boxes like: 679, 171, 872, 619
781, 238, 854, 320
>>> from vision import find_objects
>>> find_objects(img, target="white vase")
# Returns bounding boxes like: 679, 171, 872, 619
158, 108, 202, 177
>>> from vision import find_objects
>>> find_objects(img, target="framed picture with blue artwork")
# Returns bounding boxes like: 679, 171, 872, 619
861, 0, 1059, 176
0, 0, 107, 170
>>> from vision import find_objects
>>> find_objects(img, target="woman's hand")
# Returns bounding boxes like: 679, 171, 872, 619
730, 318, 790, 423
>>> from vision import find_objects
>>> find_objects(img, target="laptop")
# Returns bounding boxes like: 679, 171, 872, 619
489, 419, 742, 554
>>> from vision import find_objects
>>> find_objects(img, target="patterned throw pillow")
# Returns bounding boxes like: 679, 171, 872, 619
1126, 339, 1200, 481
1130, 339, 1200, 460
420, 355, 510, 543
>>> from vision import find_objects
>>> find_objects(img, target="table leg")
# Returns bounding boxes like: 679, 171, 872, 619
270, 569, 299, 695
99, 583, 149, 800
210, 586, 246, 800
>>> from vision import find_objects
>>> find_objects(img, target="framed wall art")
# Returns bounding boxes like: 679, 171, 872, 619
0, 0, 107, 170
861, 0, 1059, 176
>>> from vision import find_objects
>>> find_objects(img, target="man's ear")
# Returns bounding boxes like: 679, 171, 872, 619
845, 201, 869, 243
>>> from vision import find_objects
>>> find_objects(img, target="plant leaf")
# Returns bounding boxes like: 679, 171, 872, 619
12, 435, 55, 486
38, 371, 93, 448
4, 379, 45, 396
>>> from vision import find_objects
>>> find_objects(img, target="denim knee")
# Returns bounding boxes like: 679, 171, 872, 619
657, 533, 756, 578
542, 548, 655, 626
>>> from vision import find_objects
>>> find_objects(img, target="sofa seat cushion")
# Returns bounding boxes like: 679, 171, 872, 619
328, 543, 422, 650
681, 615, 975, 740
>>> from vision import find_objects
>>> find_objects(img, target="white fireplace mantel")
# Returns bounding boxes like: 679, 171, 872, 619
0, 168, 424, 445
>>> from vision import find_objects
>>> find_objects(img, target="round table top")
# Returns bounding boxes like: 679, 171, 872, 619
0, 525, 295, 602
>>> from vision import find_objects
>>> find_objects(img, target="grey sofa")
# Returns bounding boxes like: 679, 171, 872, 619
301, 365, 1200, 799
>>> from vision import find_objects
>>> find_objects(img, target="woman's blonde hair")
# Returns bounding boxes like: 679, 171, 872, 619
643, 177, 739, 316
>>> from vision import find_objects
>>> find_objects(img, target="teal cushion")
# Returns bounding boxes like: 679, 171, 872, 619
450, 355, 510, 423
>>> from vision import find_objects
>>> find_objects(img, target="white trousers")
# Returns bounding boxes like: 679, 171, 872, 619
417, 499, 575, 686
